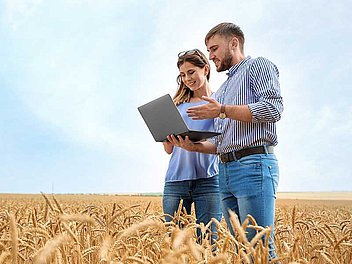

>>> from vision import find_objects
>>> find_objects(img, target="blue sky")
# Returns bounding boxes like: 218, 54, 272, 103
0, 0, 351, 194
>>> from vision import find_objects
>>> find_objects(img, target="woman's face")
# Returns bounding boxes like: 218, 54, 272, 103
179, 61, 208, 92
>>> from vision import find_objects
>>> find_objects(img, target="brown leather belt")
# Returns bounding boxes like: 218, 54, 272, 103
219, 146, 274, 163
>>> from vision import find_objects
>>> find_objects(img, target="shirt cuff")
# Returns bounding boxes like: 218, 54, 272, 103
248, 103, 267, 122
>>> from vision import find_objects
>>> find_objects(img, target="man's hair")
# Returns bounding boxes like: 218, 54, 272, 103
205, 22, 245, 52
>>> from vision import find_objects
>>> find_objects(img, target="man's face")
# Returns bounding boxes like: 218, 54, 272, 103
206, 34, 233, 72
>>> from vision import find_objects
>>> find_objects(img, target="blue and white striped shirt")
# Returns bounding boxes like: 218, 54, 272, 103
213, 56, 283, 154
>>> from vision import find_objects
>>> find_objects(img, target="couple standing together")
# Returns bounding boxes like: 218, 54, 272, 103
162, 22, 283, 258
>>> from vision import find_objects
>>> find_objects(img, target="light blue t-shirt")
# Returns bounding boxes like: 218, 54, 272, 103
165, 100, 219, 182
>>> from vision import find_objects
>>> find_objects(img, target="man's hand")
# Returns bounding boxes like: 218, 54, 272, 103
186, 96, 221, 120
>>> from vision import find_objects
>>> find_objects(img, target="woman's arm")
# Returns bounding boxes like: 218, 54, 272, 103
162, 141, 174, 154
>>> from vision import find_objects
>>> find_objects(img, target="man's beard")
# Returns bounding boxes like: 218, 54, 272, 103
217, 50, 233, 72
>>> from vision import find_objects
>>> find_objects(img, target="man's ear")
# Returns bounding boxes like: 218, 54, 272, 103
230, 37, 239, 49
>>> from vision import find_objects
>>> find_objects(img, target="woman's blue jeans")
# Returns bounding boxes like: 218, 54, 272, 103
219, 153, 279, 258
163, 175, 222, 241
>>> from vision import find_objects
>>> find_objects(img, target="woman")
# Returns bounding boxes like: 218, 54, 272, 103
162, 49, 222, 242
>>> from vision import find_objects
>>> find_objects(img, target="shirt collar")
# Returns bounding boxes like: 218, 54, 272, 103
227, 56, 251, 77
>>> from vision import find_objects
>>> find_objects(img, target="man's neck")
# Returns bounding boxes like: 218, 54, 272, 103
232, 53, 246, 66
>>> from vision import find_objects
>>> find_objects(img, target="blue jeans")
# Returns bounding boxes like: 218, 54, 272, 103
163, 175, 222, 241
219, 153, 279, 258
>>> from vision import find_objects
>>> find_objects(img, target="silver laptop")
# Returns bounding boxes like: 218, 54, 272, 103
138, 94, 221, 142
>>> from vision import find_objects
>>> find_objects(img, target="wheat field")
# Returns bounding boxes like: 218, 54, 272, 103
0, 193, 351, 263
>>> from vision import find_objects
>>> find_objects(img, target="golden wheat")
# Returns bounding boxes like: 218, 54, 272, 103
0, 193, 351, 263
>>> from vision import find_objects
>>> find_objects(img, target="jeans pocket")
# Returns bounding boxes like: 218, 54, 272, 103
228, 160, 263, 198
238, 155, 262, 169
268, 165, 279, 196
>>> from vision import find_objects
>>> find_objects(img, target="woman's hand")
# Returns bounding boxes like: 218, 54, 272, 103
162, 141, 173, 154
166, 134, 196, 152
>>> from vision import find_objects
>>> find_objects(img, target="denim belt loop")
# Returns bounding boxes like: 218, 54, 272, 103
229, 151, 236, 162
264, 145, 268, 155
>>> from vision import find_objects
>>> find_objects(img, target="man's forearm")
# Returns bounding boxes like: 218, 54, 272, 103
192, 141, 217, 154
222, 104, 253, 122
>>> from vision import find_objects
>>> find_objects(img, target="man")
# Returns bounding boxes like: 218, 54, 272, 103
167, 22, 283, 258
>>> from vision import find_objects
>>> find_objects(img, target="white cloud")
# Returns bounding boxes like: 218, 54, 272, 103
3, 0, 43, 30
12, 5, 134, 151
277, 100, 352, 191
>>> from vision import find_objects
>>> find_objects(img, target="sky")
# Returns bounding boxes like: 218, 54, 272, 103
0, 0, 351, 194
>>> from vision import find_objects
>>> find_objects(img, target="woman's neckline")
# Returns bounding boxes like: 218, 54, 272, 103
189, 92, 213, 103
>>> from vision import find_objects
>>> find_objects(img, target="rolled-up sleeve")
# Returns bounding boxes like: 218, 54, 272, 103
248, 57, 283, 123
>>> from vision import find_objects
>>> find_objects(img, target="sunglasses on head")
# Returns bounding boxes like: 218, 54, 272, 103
178, 49, 202, 58
177, 49, 207, 65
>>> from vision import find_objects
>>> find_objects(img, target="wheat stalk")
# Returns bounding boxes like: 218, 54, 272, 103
33, 234, 71, 264
7, 212, 18, 264
0, 251, 11, 264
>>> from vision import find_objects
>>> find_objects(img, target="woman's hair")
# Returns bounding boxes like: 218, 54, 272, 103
173, 49, 210, 106
205, 22, 245, 53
